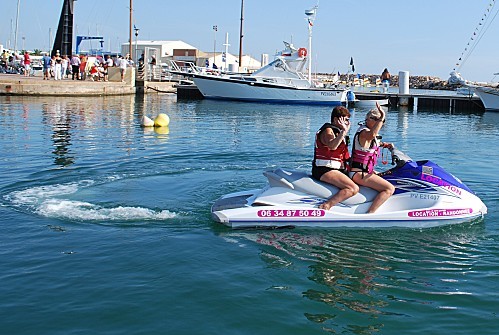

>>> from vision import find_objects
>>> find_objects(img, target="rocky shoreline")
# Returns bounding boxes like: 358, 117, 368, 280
318, 73, 454, 90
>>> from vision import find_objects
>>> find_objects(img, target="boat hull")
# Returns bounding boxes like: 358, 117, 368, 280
473, 86, 499, 111
192, 75, 348, 105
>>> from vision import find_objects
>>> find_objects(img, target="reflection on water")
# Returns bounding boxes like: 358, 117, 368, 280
6, 95, 142, 167
42, 101, 75, 167
221, 223, 489, 333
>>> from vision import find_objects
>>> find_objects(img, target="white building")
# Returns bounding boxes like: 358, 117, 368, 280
122, 39, 261, 72
121, 40, 198, 64
206, 52, 261, 72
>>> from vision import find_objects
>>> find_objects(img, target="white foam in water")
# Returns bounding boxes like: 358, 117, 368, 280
37, 199, 176, 221
6, 182, 85, 207
5, 181, 176, 222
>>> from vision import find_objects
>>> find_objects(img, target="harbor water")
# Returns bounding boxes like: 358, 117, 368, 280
1, 94, 498, 334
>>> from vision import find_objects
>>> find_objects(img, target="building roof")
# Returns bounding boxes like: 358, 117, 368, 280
124, 40, 197, 56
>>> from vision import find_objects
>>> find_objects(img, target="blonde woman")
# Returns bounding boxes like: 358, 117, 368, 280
350, 103, 395, 213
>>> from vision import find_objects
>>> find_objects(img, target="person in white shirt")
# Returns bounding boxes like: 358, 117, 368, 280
119, 55, 128, 82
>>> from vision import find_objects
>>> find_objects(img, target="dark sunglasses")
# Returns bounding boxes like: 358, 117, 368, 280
369, 116, 385, 123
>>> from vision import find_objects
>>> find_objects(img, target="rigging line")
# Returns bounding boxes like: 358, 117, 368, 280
458, 3, 499, 70
455, 0, 495, 65
463, 2, 498, 57
455, 0, 497, 71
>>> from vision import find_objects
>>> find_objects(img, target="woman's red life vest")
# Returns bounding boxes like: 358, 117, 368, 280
313, 123, 350, 170
351, 125, 380, 174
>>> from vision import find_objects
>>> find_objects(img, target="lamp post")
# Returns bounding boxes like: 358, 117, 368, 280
212, 25, 217, 68
305, 6, 318, 84
129, 0, 133, 59
134, 25, 139, 63
14, 0, 20, 54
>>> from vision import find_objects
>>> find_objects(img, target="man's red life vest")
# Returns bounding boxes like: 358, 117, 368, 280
313, 123, 350, 170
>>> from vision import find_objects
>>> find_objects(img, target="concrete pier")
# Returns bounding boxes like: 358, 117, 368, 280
353, 89, 484, 111
0, 69, 135, 96
0, 68, 176, 96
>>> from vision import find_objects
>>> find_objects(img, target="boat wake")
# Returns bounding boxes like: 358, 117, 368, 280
4, 180, 176, 223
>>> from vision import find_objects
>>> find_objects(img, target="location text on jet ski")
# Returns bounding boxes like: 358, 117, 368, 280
421, 173, 462, 195
408, 208, 472, 217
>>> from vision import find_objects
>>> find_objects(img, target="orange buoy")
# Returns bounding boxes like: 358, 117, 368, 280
298, 48, 307, 57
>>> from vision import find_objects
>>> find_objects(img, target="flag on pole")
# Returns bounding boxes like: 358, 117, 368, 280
308, 18, 313, 27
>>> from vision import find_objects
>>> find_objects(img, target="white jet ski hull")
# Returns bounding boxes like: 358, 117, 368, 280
211, 161, 487, 229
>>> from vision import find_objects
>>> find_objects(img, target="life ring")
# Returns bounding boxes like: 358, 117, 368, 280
298, 48, 307, 57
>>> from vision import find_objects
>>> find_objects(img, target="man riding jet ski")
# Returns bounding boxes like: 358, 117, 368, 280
211, 148, 487, 229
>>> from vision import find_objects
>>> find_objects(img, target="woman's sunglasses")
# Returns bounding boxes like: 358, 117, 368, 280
369, 116, 385, 123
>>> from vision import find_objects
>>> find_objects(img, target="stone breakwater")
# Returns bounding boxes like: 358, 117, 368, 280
318, 73, 453, 90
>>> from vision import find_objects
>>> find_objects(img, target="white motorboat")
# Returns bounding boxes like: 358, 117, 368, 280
191, 42, 348, 105
172, 6, 348, 105
350, 99, 389, 107
346, 91, 389, 107
470, 84, 499, 111
449, 0, 499, 111
449, 71, 499, 111
211, 149, 487, 229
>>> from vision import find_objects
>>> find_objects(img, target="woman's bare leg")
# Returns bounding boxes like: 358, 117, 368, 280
353, 173, 395, 213
319, 170, 359, 210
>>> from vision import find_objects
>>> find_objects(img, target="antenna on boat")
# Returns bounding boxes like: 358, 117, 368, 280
305, 4, 318, 84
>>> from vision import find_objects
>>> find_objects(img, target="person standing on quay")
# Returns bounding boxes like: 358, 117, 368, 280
70, 54, 80, 80
381, 68, 391, 93
79, 55, 87, 81
61, 55, 69, 79
54, 52, 62, 80
119, 55, 129, 82
42, 52, 51, 80
23, 51, 31, 77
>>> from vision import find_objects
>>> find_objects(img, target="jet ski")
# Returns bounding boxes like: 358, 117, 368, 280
211, 149, 487, 229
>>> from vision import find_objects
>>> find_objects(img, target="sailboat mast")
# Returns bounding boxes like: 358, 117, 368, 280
238, 0, 244, 70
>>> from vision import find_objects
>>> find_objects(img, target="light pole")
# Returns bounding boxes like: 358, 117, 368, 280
14, 0, 20, 54
129, 0, 133, 59
305, 6, 318, 84
134, 25, 139, 63
212, 25, 217, 68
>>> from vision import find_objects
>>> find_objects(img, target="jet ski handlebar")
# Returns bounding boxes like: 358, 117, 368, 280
389, 146, 412, 168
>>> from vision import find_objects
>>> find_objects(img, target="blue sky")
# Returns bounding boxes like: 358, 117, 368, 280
1, 0, 498, 82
